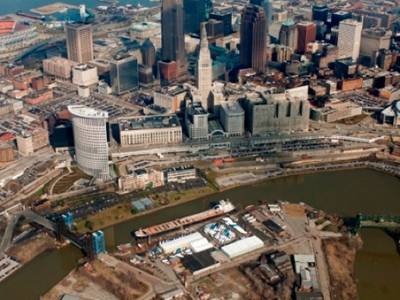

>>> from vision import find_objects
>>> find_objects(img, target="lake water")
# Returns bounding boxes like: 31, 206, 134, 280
0, 0, 154, 16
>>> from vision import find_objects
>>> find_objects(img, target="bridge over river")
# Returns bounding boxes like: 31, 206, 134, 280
352, 214, 400, 234
0, 209, 95, 258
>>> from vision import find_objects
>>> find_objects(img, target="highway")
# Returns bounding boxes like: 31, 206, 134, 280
0, 147, 55, 189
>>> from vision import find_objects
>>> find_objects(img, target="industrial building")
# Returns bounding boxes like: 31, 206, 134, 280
221, 236, 264, 259
118, 115, 182, 146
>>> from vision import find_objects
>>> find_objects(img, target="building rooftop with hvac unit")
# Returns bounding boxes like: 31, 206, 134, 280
118, 114, 182, 146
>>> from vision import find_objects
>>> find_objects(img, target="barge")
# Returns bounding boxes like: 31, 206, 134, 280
133, 200, 235, 240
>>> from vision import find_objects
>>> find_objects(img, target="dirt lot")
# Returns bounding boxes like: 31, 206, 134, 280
43, 259, 149, 300
282, 203, 306, 218
190, 268, 260, 299
322, 236, 362, 300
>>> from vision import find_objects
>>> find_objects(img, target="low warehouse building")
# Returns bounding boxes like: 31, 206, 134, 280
221, 236, 264, 259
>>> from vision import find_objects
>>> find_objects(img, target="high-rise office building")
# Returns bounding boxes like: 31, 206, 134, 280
312, 4, 329, 23
161, 0, 187, 78
68, 105, 110, 180
360, 28, 392, 66
220, 102, 245, 136
185, 102, 209, 140
141, 38, 156, 68
338, 19, 363, 60
110, 54, 139, 95
196, 23, 212, 110
209, 8, 233, 36
240, 5, 267, 73
331, 11, 352, 28
250, 0, 273, 27
279, 19, 298, 50
205, 19, 224, 38
296, 22, 317, 53
65, 23, 93, 64
183, 0, 211, 34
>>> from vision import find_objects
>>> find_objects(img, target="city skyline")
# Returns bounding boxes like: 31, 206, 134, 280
0, 1, 399, 299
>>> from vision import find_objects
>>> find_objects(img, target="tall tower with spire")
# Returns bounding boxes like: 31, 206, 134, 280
196, 22, 212, 110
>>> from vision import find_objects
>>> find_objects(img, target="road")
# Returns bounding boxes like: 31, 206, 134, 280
308, 223, 332, 300
0, 147, 55, 189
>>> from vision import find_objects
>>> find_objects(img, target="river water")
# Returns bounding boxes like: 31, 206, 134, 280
0, 169, 399, 299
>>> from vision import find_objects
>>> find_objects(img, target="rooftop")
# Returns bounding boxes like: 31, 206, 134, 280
68, 105, 108, 119
120, 114, 180, 131
0, 20, 16, 35
131, 21, 160, 32
187, 103, 207, 115
221, 102, 244, 115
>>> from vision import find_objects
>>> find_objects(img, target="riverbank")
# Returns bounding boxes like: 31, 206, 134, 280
74, 185, 216, 233
74, 157, 400, 234
7, 232, 58, 264
323, 236, 363, 300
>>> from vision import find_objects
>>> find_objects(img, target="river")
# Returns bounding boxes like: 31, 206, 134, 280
0, 168, 399, 299
0, 0, 156, 16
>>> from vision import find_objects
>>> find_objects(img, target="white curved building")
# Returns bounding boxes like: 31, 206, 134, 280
68, 105, 110, 180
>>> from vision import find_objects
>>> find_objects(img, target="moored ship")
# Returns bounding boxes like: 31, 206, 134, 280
133, 200, 235, 240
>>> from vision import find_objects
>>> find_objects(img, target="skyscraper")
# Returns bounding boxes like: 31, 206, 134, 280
68, 105, 110, 180
183, 0, 212, 34
312, 4, 329, 23
338, 19, 363, 60
250, 0, 273, 27
161, 0, 187, 79
240, 5, 267, 73
279, 19, 298, 50
141, 39, 156, 68
65, 23, 93, 64
209, 8, 233, 36
296, 22, 317, 53
196, 23, 212, 110
331, 11, 352, 28
110, 54, 139, 95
